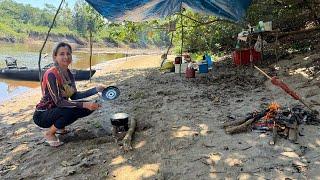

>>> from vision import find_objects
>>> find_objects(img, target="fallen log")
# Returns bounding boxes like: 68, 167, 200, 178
122, 117, 137, 152
222, 118, 248, 128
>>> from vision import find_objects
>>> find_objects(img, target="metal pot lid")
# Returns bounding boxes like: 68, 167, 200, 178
111, 113, 129, 120
101, 86, 120, 100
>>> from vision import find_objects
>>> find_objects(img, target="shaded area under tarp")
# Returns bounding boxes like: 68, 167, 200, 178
85, 0, 252, 22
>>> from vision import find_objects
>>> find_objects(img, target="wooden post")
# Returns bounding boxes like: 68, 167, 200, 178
260, 33, 264, 63
89, 29, 93, 82
270, 124, 277, 145
179, 1, 183, 76
275, 31, 279, 64
249, 35, 252, 65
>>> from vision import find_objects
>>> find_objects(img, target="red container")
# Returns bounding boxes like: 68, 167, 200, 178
232, 48, 261, 65
174, 56, 182, 64
185, 67, 195, 78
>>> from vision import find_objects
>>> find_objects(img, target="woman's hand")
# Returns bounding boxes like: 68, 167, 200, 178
96, 85, 106, 92
83, 102, 101, 111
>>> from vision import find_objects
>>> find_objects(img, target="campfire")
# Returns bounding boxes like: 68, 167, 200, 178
223, 102, 319, 145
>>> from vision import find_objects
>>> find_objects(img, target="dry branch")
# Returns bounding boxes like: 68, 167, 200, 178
122, 117, 137, 152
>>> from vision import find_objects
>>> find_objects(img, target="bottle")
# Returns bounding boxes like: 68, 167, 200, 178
236, 40, 240, 49
259, 21, 264, 32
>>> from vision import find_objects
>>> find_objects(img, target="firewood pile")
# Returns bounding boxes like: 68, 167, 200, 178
223, 102, 319, 145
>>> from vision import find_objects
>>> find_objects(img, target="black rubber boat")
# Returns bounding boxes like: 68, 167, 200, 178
0, 57, 96, 81
0, 68, 96, 81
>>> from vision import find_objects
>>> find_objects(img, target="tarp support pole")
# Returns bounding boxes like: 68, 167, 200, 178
160, 31, 174, 68
89, 29, 93, 82
179, 0, 184, 76
38, 0, 64, 87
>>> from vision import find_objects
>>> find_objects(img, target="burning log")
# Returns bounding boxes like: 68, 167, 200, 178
225, 118, 256, 134
225, 109, 269, 134
222, 115, 254, 128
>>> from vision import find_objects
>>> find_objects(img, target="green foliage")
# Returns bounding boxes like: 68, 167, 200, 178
0, 0, 318, 55
0, 0, 76, 41
72, 0, 105, 37
246, 0, 320, 31
171, 9, 241, 55
0, 22, 26, 41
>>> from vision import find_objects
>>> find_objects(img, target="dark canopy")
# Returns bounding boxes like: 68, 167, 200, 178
85, 0, 252, 22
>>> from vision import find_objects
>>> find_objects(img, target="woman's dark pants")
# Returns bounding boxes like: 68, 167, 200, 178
33, 107, 93, 129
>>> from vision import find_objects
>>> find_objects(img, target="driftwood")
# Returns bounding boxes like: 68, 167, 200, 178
122, 117, 137, 152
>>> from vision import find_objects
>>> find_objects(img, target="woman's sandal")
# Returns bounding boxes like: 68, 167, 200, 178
45, 139, 64, 147
56, 129, 72, 135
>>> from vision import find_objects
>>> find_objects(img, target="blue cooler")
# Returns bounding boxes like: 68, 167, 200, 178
198, 63, 208, 73
205, 55, 213, 69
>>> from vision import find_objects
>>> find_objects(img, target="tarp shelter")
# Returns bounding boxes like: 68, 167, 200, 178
83, 0, 253, 75
85, 0, 252, 22
38, 0, 253, 81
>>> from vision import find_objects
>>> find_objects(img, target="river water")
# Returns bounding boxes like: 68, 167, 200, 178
0, 42, 127, 103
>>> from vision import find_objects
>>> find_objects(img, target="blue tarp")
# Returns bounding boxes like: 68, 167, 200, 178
85, 0, 252, 22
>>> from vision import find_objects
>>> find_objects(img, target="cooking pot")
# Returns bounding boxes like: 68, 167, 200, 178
110, 113, 129, 131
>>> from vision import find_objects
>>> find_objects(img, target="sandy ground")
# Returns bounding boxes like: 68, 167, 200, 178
0, 52, 320, 179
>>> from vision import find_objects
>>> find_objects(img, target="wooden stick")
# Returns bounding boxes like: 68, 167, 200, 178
254, 65, 272, 79
254, 65, 317, 113
269, 125, 277, 145
122, 118, 137, 152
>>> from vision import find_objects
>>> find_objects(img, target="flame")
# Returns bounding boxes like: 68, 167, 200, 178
268, 102, 280, 111
263, 102, 280, 120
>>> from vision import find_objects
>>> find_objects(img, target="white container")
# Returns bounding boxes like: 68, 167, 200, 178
175, 63, 188, 73
264, 21, 272, 31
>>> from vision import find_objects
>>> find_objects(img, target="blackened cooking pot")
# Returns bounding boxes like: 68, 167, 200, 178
110, 113, 129, 128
